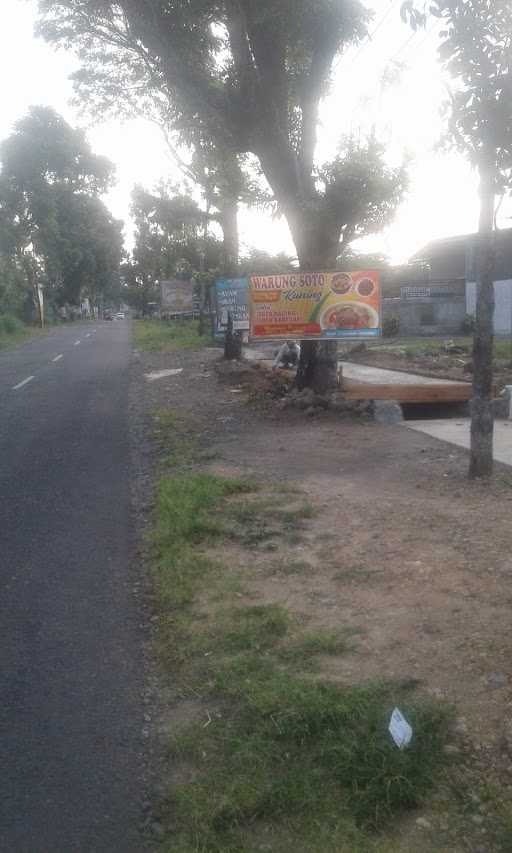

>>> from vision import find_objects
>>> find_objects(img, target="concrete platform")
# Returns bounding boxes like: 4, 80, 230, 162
340, 362, 461, 386
404, 419, 512, 467
340, 362, 472, 403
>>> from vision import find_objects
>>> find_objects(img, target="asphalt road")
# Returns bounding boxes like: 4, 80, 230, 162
0, 321, 144, 852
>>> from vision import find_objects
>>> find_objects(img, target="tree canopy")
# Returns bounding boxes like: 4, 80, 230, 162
403, 0, 512, 477
0, 106, 122, 315
130, 183, 222, 282
38, 0, 406, 269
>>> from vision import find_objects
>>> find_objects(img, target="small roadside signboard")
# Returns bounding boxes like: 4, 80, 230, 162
214, 277, 249, 340
160, 278, 197, 318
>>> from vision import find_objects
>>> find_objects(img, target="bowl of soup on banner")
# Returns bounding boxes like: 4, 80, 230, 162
249, 270, 381, 340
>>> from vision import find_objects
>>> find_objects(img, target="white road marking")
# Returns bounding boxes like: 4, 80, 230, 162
12, 376, 34, 391
52, 354, 63, 362
74, 340, 81, 346
85, 333, 91, 338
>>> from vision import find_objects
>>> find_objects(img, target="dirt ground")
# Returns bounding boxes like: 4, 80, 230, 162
131, 341, 512, 852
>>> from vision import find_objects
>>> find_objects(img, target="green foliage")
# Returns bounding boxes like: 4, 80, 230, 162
133, 319, 210, 352
460, 313, 476, 334
403, 1, 512, 181
130, 183, 222, 282
0, 315, 24, 335
38, 1, 406, 268
239, 248, 297, 275
319, 138, 408, 252
0, 106, 122, 314
169, 671, 449, 849
0, 315, 43, 351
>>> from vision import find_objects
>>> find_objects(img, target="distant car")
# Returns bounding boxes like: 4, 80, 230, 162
104, 310, 114, 321
115, 312, 126, 319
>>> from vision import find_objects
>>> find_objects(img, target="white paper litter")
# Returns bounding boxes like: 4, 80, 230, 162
388, 707, 413, 749
145, 368, 183, 382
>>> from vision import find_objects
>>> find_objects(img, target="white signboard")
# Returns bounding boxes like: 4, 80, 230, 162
160, 278, 195, 315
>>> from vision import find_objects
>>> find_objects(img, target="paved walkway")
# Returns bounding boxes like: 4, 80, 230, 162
405, 419, 512, 467
245, 349, 467, 388
340, 362, 464, 386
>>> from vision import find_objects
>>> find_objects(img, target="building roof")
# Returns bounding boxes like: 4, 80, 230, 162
411, 227, 512, 261
410, 227, 512, 281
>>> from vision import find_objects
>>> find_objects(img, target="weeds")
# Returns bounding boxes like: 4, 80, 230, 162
134, 319, 210, 352
278, 629, 354, 664
0, 316, 45, 350
168, 661, 450, 850
150, 470, 451, 851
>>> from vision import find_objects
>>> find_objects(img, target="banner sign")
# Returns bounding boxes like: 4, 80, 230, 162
249, 270, 381, 340
160, 278, 195, 316
214, 277, 249, 337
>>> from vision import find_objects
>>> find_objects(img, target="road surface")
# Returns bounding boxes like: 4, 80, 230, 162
0, 321, 145, 852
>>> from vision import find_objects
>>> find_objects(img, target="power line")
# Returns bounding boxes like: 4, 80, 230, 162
333, 0, 404, 73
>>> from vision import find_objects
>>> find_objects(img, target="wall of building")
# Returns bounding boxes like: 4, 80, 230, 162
399, 296, 466, 336
466, 279, 512, 334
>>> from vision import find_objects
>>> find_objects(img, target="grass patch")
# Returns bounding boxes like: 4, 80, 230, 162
216, 604, 291, 653
168, 662, 450, 851
153, 473, 252, 562
265, 558, 313, 576
224, 496, 315, 549
150, 471, 451, 851
333, 565, 384, 584
277, 630, 354, 668
365, 336, 512, 366
0, 316, 46, 351
134, 318, 210, 352
154, 409, 201, 469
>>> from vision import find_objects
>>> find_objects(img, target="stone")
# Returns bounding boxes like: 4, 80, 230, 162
292, 389, 316, 409
488, 672, 507, 689
492, 396, 510, 419
415, 817, 432, 830
372, 400, 404, 424
151, 821, 165, 839
455, 717, 468, 735
443, 744, 461, 755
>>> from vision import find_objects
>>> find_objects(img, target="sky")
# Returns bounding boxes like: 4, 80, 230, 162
1, 0, 509, 265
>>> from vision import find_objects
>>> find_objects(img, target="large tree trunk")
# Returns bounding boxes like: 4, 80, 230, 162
470, 152, 495, 479
296, 340, 338, 391
255, 145, 343, 393
293, 218, 341, 394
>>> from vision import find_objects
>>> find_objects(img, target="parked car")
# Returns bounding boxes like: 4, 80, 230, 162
115, 312, 126, 319
104, 310, 114, 321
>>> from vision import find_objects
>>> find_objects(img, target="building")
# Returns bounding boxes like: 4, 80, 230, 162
408, 228, 512, 335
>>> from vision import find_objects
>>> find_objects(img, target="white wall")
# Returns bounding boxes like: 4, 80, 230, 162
466, 279, 512, 334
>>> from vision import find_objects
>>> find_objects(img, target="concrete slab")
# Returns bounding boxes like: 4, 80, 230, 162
340, 362, 463, 386
404, 419, 512, 466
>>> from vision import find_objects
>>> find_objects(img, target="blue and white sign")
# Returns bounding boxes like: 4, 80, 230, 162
214, 277, 249, 338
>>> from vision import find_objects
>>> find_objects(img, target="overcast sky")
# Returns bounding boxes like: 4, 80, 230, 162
1, 0, 509, 264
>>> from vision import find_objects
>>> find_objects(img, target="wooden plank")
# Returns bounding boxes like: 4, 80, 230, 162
342, 379, 472, 403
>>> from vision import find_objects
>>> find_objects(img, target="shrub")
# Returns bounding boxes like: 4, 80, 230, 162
382, 314, 399, 337
0, 315, 24, 335
460, 314, 476, 334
